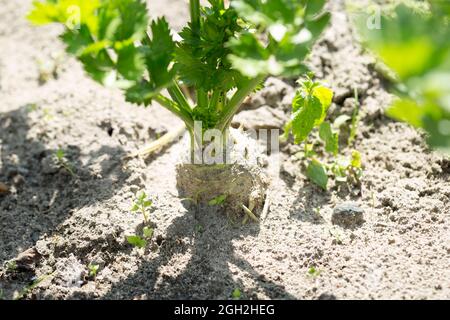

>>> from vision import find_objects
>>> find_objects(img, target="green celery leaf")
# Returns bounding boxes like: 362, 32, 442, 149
116, 44, 145, 81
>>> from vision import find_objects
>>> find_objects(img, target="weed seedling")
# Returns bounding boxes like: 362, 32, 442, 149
289, 77, 363, 190
126, 235, 147, 249
54, 149, 75, 177
128, 191, 154, 249
131, 191, 153, 225
308, 266, 321, 277
88, 264, 100, 278
232, 288, 242, 300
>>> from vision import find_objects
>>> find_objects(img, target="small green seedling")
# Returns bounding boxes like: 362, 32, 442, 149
289, 79, 363, 190
208, 194, 227, 206
284, 75, 336, 190
88, 264, 100, 278
131, 191, 153, 225
26, 103, 39, 112
284, 75, 334, 144
308, 266, 321, 277
232, 288, 242, 300
54, 149, 76, 177
127, 235, 147, 249
128, 191, 155, 249
330, 150, 363, 185
6, 261, 17, 273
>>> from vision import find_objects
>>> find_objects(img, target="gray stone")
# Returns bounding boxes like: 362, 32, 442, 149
332, 202, 365, 228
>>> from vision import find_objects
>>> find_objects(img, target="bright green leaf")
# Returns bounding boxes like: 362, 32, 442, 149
319, 121, 339, 156
127, 235, 147, 248
306, 159, 328, 190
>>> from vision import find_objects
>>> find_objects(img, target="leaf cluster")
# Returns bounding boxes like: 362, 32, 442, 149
28, 0, 331, 133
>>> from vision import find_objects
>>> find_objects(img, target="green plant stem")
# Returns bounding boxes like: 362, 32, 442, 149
209, 90, 221, 110
141, 208, 148, 224
197, 89, 208, 109
154, 94, 194, 130
190, 0, 201, 35
217, 75, 266, 132
167, 81, 192, 112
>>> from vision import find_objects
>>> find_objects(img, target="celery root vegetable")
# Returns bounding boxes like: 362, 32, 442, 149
28, 0, 330, 215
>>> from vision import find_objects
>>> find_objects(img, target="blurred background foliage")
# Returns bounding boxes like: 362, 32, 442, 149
352, 0, 450, 154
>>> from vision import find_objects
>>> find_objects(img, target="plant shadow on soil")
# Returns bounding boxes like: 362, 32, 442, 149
0, 105, 130, 265
97, 201, 296, 300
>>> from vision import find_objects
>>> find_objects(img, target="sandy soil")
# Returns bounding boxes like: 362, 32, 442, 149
0, 0, 449, 300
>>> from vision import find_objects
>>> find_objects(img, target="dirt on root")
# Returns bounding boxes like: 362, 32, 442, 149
0, 0, 449, 300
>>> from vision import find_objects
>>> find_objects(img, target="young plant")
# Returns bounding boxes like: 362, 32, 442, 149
54, 149, 76, 177
288, 76, 363, 190
127, 191, 154, 248
356, 1, 450, 154
131, 191, 153, 225
307, 266, 321, 277
285, 75, 332, 189
231, 288, 242, 300
88, 263, 100, 278
28, 0, 331, 213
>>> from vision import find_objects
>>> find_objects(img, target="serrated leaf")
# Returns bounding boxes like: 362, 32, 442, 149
306, 159, 328, 190
289, 95, 323, 144
127, 235, 147, 248
125, 81, 160, 106
228, 0, 330, 78
319, 121, 339, 156
79, 50, 115, 84
143, 18, 177, 89
116, 45, 145, 81
286, 79, 333, 144
60, 26, 94, 56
